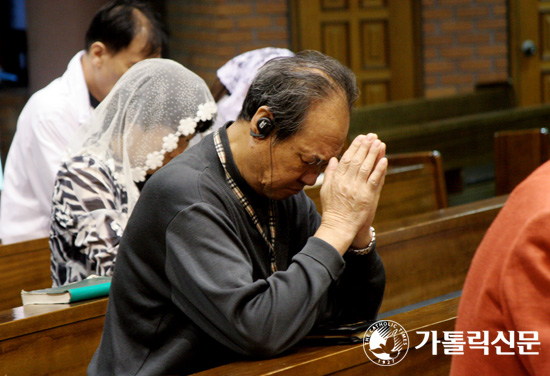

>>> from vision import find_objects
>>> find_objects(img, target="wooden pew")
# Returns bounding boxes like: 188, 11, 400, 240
350, 83, 515, 136
0, 196, 506, 374
0, 298, 108, 375
494, 127, 550, 195
377, 151, 448, 223
0, 295, 458, 376
304, 151, 448, 225
354, 105, 550, 174
0, 237, 51, 311
350, 96, 550, 203
194, 296, 461, 375
376, 195, 506, 313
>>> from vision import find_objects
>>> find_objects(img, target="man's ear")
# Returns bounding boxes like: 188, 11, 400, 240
88, 41, 108, 67
250, 106, 274, 137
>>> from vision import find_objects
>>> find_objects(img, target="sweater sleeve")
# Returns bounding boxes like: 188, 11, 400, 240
500, 213, 550, 374
164, 202, 346, 357
293, 193, 386, 325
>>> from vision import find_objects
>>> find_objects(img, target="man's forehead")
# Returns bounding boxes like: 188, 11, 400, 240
293, 123, 347, 158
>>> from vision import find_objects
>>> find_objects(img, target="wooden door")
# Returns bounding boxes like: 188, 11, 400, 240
509, 0, 550, 106
291, 0, 422, 106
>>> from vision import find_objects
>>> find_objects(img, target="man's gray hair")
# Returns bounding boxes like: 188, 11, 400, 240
238, 50, 359, 142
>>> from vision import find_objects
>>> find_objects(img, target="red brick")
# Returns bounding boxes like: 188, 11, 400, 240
185, 44, 238, 58
424, 36, 454, 46
215, 4, 254, 16
425, 61, 456, 73
440, 21, 475, 33
191, 55, 224, 70
458, 59, 492, 71
476, 72, 508, 83
424, 48, 438, 59
424, 75, 438, 86
494, 32, 508, 42
437, 0, 472, 4
492, 5, 507, 16
274, 16, 288, 27
476, 19, 506, 30
423, 8, 454, 19
456, 7, 490, 18
177, 17, 234, 30
476, 45, 507, 56
237, 42, 291, 53
457, 33, 491, 44
258, 30, 288, 41
440, 74, 476, 85
254, 3, 287, 14
236, 17, 272, 29
440, 46, 475, 58
494, 58, 508, 69
422, 22, 438, 34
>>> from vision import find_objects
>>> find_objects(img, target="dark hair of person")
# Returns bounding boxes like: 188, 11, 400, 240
84, 0, 167, 57
238, 50, 359, 143
196, 119, 213, 134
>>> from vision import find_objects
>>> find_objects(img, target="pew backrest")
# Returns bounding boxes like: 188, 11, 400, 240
350, 83, 515, 136
304, 151, 448, 225
0, 297, 107, 375
494, 127, 550, 195
0, 237, 51, 310
376, 151, 448, 224
376, 195, 507, 313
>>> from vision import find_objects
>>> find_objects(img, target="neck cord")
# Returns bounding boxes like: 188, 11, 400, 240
213, 130, 277, 274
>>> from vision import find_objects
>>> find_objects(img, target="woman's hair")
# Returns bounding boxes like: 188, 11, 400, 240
238, 50, 359, 142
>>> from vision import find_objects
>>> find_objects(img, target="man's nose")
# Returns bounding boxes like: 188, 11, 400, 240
301, 170, 321, 186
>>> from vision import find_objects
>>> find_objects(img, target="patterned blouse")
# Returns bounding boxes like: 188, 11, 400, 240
50, 155, 129, 286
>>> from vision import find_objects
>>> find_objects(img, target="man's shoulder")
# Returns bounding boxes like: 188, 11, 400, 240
17, 80, 84, 135
26, 78, 79, 113
21, 52, 88, 123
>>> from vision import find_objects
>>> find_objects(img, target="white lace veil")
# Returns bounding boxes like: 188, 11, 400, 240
65, 58, 216, 211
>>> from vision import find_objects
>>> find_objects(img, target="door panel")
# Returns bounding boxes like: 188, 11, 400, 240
292, 0, 422, 106
509, 0, 550, 105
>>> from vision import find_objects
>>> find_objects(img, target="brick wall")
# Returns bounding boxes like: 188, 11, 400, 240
166, 0, 508, 97
165, 0, 291, 87
422, 0, 508, 98
0, 0, 511, 165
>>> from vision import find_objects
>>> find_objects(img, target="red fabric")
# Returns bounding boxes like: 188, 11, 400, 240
451, 161, 550, 375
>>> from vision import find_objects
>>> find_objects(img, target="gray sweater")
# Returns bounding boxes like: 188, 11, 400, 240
88, 126, 385, 375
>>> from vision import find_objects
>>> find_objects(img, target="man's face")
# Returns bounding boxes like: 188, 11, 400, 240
96, 26, 159, 101
258, 93, 350, 200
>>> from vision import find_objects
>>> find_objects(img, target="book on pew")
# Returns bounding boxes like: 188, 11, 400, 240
21, 275, 111, 305
302, 319, 376, 345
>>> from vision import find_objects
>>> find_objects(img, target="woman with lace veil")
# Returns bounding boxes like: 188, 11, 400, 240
49, 58, 216, 286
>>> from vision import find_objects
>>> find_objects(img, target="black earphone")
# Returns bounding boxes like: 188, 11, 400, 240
250, 117, 274, 138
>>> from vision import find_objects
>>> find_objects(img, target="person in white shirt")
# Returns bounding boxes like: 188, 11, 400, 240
0, 0, 166, 244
